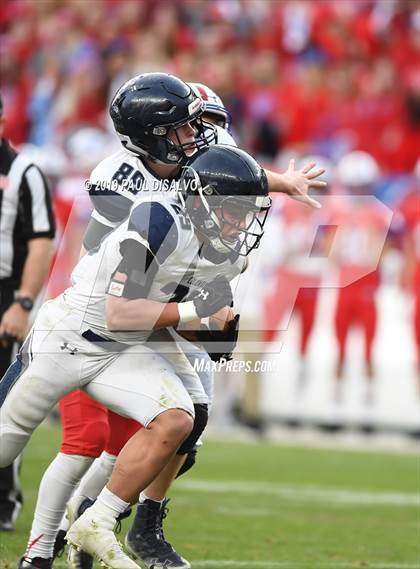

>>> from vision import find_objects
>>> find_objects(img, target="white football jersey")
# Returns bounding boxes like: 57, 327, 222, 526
64, 193, 245, 345
88, 147, 180, 229
87, 129, 237, 233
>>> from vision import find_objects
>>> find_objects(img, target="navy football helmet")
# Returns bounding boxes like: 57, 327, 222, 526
180, 145, 271, 257
110, 73, 215, 165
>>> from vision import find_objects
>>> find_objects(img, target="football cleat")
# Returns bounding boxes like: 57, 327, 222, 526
17, 557, 52, 569
125, 499, 191, 569
52, 528, 67, 559
65, 495, 133, 568
67, 543, 94, 569
66, 505, 140, 569
0, 500, 22, 531
65, 496, 95, 569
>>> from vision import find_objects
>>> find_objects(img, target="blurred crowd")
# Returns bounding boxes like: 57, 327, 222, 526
1, 0, 419, 172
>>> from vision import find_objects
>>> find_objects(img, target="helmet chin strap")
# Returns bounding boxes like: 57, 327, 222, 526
183, 168, 236, 254
209, 236, 231, 254
195, 178, 222, 231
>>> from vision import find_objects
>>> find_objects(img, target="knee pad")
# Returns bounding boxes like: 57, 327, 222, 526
176, 447, 198, 478
177, 404, 208, 455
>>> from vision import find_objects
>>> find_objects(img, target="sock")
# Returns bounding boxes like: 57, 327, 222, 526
83, 487, 130, 530
77, 451, 117, 500
25, 453, 94, 560
139, 491, 164, 504
58, 451, 118, 533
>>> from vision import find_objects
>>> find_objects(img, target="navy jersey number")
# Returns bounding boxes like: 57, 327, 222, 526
171, 203, 192, 230
112, 163, 145, 195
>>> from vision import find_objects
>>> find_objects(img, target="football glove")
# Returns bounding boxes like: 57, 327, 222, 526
192, 276, 233, 319
197, 314, 240, 362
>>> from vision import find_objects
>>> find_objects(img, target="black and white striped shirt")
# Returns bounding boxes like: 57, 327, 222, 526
0, 139, 55, 287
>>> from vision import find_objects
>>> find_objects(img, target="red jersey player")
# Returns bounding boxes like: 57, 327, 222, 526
398, 165, 420, 393
263, 187, 328, 390
330, 151, 392, 405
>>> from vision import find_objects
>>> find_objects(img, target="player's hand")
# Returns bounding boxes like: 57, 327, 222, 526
198, 314, 240, 362
282, 159, 327, 209
192, 276, 233, 318
0, 303, 29, 345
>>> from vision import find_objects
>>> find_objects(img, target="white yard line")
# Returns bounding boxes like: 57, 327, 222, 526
191, 562, 419, 569
191, 563, 297, 568
48, 560, 420, 569
213, 505, 272, 516
176, 479, 420, 508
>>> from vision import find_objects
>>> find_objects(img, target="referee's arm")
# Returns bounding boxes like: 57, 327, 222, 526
19, 163, 55, 298
0, 164, 55, 341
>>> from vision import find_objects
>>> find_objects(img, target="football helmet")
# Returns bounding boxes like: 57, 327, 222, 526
189, 83, 232, 131
110, 73, 215, 165
336, 150, 379, 188
180, 145, 271, 257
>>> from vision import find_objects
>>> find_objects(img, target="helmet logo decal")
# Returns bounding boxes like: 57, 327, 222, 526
188, 98, 203, 116
195, 85, 209, 101
153, 126, 167, 135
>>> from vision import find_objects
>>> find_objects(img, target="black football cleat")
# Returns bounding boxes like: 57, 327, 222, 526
52, 528, 67, 559
0, 500, 22, 531
125, 498, 190, 569
17, 557, 52, 569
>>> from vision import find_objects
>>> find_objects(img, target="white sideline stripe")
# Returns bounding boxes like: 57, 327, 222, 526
50, 560, 418, 569
177, 480, 420, 507
192, 563, 420, 569
191, 559, 419, 569
214, 505, 271, 516
192, 563, 295, 568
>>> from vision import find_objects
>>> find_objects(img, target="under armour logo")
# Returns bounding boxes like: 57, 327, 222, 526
197, 290, 209, 301
60, 342, 78, 355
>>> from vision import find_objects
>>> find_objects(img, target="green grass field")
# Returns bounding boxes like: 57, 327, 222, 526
0, 424, 419, 569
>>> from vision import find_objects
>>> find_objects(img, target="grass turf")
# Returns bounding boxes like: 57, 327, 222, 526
0, 424, 418, 569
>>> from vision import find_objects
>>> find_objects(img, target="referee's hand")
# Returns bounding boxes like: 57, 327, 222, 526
0, 304, 29, 345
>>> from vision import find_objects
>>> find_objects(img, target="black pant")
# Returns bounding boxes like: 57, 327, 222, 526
0, 285, 23, 525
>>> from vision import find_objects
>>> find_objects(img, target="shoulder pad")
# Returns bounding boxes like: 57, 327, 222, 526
128, 201, 178, 263
88, 185, 133, 224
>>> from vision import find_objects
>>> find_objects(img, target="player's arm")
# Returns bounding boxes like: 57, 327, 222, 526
106, 279, 181, 330
264, 159, 326, 208
105, 237, 180, 330
214, 125, 326, 208
82, 170, 136, 254
106, 249, 233, 331
105, 202, 232, 331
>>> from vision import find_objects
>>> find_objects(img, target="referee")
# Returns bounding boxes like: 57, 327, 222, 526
0, 95, 55, 530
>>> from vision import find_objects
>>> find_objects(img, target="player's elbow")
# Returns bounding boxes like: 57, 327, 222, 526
105, 297, 125, 331
106, 296, 156, 331
106, 314, 119, 331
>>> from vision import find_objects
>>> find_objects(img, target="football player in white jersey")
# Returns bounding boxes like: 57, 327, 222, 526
0, 142, 271, 568
16, 73, 326, 569
65, 77, 325, 569
18, 75, 238, 569
17, 73, 217, 569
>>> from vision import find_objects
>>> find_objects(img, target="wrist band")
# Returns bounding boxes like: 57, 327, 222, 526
178, 301, 199, 323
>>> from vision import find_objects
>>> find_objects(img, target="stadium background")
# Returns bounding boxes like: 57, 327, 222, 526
1, 1, 419, 567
